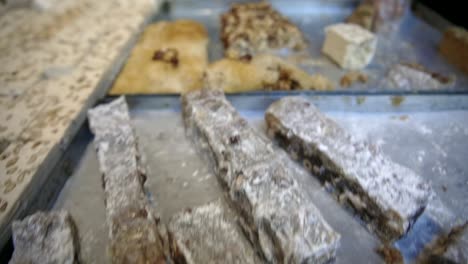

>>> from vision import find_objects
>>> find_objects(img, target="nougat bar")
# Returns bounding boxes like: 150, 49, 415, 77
265, 97, 432, 241
10, 211, 79, 264
88, 97, 167, 263
182, 88, 340, 263
168, 199, 259, 264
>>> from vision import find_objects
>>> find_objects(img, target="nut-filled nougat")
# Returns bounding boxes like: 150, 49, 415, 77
266, 96, 432, 241
168, 199, 260, 264
182, 89, 340, 263
88, 97, 167, 263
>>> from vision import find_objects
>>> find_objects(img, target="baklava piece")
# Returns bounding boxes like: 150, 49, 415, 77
221, 2, 307, 58
205, 54, 334, 92
440, 27, 468, 75
109, 20, 208, 94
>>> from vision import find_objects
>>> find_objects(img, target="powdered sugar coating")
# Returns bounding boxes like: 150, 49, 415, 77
182, 89, 340, 263
266, 97, 432, 237
88, 97, 147, 222
385, 64, 449, 90
10, 211, 78, 264
168, 199, 259, 264
87, 97, 166, 263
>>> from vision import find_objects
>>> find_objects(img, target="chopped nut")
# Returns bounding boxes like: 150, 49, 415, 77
340, 71, 368, 87
152, 48, 179, 67
0, 199, 7, 212
6, 156, 18, 168
4, 179, 16, 194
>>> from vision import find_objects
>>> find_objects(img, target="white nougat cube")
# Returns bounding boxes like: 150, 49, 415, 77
322, 23, 377, 70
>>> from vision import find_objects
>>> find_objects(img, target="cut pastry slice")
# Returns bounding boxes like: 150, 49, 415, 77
10, 211, 79, 264
182, 88, 340, 263
109, 20, 208, 94
204, 54, 334, 92
265, 97, 432, 241
440, 27, 468, 75
346, 3, 376, 31
168, 199, 260, 264
88, 97, 167, 263
221, 2, 307, 58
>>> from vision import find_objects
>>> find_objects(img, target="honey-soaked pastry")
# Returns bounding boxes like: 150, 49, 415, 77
221, 2, 307, 58
346, 3, 376, 31
109, 20, 208, 94
205, 54, 334, 92
440, 27, 468, 75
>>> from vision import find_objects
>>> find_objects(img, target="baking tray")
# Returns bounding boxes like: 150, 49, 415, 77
13, 93, 465, 263
150, 0, 468, 93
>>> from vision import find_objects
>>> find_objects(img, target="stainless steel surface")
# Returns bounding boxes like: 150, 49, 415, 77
154, 0, 468, 92
50, 94, 468, 263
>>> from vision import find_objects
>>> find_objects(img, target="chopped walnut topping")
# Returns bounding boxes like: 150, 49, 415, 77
239, 54, 252, 62
265, 67, 301, 91
152, 48, 179, 67
221, 2, 307, 58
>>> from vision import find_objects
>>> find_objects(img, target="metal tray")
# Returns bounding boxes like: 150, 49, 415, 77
152, 0, 468, 92
23, 93, 467, 264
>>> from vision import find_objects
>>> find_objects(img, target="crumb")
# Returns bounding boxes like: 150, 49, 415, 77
391, 96, 405, 107
340, 71, 368, 87
399, 115, 408, 121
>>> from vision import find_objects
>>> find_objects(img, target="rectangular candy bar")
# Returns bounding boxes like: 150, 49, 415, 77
182, 89, 340, 263
168, 199, 260, 264
265, 96, 432, 241
88, 97, 167, 263
10, 211, 79, 264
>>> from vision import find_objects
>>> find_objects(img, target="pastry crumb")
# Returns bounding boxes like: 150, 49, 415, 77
340, 71, 368, 87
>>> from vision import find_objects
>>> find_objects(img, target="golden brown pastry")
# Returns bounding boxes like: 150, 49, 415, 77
440, 27, 468, 75
109, 20, 208, 94
346, 3, 376, 31
204, 54, 334, 92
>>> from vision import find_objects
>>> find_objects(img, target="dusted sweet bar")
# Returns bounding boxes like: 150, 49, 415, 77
265, 96, 432, 241
168, 199, 259, 264
10, 211, 79, 264
88, 97, 167, 263
182, 88, 340, 263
